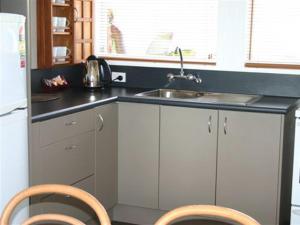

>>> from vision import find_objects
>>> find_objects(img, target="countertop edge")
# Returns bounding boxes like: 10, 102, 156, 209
31, 96, 117, 123
32, 94, 294, 123
118, 96, 291, 114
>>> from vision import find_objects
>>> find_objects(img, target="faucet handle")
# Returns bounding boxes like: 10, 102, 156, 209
195, 74, 202, 84
167, 73, 175, 81
186, 74, 202, 84
186, 74, 194, 80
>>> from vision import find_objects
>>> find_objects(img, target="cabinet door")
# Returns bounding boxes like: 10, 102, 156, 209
30, 175, 95, 223
216, 111, 283, 225
95, 103, 118, 210
35, 131, 95, 185
118, 103, 160, 209
159, 106, 218, 210
73, 0, 93, 63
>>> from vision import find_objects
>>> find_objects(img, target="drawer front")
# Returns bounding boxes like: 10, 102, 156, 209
39, 109, 94, 146
35, 131, 95, 185
31, 176, 96, 223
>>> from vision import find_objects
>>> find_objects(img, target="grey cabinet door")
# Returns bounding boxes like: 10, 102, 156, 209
118, 103, 160, 209
95, 103, 118, 210
30, 176, 95, 223
159, 106, 218, 210
216, 110, 283, 225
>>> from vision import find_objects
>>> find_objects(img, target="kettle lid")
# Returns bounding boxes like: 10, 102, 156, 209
87, 55, 97, 61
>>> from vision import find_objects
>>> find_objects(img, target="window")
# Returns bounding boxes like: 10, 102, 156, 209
246, 0, 300, 69
94, 0, 218, 64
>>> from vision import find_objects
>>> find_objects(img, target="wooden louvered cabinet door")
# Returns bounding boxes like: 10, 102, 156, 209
73, 0, 94, 63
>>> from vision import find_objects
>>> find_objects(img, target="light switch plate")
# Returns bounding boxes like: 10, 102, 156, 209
112, 72, 126, 83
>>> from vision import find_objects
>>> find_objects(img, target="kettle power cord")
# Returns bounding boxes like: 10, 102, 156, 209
113, 76, 123, 82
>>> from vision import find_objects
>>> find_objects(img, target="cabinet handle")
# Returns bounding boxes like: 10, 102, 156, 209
65, 121, 77, 126
98, 114, 104, 132
208, 115, 212, 133
73, 7, 79, 22
224, 117, 228, 135
65, 145, 78, 151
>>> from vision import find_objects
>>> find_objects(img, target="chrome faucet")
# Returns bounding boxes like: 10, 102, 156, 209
175, 47, 184, 77
167, 47, 202, 84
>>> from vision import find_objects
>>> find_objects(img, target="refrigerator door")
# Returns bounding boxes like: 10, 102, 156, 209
291, 206, 300, 225
0, 13, 27, 116
292, 117, 300, 205
0, 109, 28, 224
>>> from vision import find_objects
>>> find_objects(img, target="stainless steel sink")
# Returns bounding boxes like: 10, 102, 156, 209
135, 89, 261, 106
198, 92, 261, 105
135, 89, 204, 99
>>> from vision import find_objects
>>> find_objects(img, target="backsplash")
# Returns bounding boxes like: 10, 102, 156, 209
31, 64, 85, 93
31, 64, 300, 98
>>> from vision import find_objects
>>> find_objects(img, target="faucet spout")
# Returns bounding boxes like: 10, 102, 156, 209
167, 46, 202, 85
175, 47, 184, 76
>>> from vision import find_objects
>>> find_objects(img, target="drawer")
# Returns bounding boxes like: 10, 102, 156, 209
31, 175, 96, 223
33, 131, 95, 185
39, 109, 94, 146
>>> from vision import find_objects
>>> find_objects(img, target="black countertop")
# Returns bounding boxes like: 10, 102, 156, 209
31, 87, 299, 123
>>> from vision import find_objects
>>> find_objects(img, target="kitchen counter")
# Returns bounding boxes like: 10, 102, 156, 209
31, 87, 147, 122
31, 87, 299, 122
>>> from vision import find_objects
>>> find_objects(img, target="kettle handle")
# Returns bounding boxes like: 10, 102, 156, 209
99, 58, 112, 83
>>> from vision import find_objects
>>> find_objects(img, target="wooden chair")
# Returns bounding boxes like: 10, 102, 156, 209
0, 184, 111, 225
154, 205, 261, 225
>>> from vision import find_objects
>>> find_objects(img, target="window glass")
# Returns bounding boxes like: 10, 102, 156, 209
94, 0, 218, 63
247, 0, 300, 66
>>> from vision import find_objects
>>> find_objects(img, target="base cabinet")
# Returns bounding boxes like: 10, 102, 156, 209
159, 106, 218, 210
30, 175, 96, 223
118, 103, 160, 209
216, 110, 283, 225
94, 104, 118, 210
30, 102, 289, 225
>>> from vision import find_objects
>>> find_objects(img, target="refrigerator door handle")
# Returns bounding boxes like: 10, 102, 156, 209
0, 108, 18, 117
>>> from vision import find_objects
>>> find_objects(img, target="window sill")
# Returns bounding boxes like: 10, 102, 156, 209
101, 56, 216, 66
245, 62, 300, 70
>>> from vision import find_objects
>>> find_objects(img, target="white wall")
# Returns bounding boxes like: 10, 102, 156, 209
29, 0, 300, 75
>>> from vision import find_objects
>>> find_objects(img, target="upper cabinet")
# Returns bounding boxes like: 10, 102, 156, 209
37, 0, 93, 68
73, 0, 93, 64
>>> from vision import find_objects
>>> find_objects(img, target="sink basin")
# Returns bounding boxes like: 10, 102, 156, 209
135, 89, 204, 99
135, 89, 261, 106
199, 92, 261, 105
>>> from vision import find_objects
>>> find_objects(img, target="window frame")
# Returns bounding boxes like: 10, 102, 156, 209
101, 56, 216, 65
245, 0, 300, 70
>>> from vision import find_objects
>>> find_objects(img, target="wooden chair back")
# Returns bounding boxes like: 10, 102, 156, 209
0, 184, 111, 225
154, 205, 261, 225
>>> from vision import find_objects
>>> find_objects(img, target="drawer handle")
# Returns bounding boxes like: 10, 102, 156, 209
65, 121, 77, 126
224, 117, 228, 135
97, 114, 104, 132
65, 145, 78, 151
208, 115, 212, 133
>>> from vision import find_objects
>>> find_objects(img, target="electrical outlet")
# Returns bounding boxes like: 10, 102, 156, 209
112, 72, 126, 83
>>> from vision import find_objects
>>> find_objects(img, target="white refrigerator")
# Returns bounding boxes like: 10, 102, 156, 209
0, 13, 29, 224
291, 110, 300, 225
